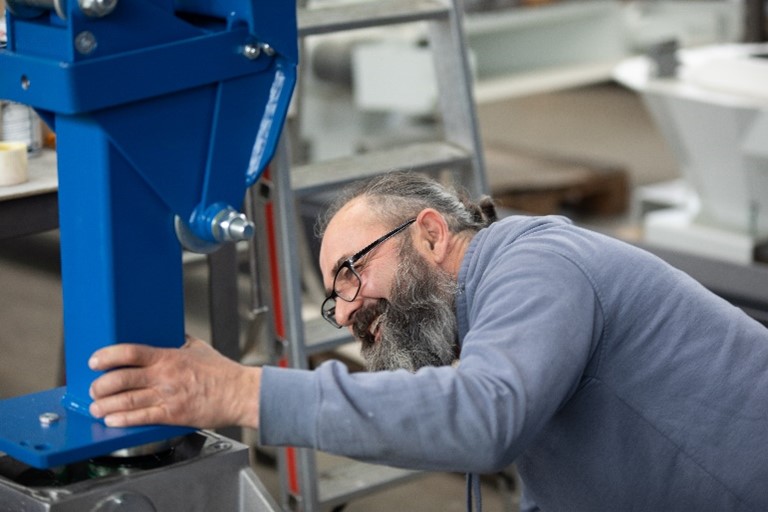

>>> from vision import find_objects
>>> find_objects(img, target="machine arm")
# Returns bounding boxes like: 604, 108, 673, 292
0, 0, 297, 468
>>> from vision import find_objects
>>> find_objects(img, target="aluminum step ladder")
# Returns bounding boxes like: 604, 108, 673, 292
250, 0, 489, 509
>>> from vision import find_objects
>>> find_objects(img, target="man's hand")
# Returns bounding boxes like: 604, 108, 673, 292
88, 335, 261, 430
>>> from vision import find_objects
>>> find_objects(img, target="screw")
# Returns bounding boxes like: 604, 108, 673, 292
210, 441, 231, 451
243, 44, 261, 60
243, 42, 276, 60
74, 31, 97, 55
39, 412, 60, 427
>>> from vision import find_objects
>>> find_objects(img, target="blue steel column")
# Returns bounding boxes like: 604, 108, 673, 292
56, 115, 186, 413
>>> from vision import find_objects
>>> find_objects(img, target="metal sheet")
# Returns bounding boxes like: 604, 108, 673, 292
0, 387, 192, 469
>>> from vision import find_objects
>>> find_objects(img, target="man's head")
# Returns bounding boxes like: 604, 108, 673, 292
317, 172, 497, 372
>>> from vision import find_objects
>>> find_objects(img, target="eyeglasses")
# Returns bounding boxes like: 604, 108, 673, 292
321, 218, 416, 328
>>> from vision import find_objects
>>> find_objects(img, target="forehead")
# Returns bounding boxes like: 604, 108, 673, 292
319, 198, 385, 270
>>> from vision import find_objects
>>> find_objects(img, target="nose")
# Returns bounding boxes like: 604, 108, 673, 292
333, 298, 360, 328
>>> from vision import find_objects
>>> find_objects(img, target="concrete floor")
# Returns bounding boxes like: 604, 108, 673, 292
0, 82, 678, 510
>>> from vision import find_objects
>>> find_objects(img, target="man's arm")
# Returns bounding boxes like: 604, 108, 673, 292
259, 242, 599, 474
88, 335, 261, 430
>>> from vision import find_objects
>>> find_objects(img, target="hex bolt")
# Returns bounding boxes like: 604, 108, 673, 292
226, 215, 255, 240
39, 412, 60, 427
212, 208, 255, 243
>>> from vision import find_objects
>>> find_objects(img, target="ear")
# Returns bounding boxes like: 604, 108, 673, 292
413, 208, 451, 265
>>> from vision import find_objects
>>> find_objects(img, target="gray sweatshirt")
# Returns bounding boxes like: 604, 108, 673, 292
260, 215, 768, 511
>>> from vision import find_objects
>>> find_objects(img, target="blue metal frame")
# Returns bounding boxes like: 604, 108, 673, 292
0, 0, 296, 468
0, 387, 193, 468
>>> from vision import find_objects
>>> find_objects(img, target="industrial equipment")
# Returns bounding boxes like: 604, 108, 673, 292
615, 42, 768, 265
0, 0, 296, 508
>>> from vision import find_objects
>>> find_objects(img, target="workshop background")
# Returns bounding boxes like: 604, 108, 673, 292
1, 0, 767, 510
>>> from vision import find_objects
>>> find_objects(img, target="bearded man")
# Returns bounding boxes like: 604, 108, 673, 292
89, 171, 768, 511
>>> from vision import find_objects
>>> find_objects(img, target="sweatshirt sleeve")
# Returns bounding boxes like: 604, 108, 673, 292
259, 238, 601, 474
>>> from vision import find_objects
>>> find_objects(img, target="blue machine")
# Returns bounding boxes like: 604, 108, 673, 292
0, 0, 297, 469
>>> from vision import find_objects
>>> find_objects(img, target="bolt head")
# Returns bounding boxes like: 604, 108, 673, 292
260, 43, 275, 57
243, 44, 261, 60
39, 412, 60, 426
75, 31, 98, 55
228, 216, 255, 241
240, 221, 255, 239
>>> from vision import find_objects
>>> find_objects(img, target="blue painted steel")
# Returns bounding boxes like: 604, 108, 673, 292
0, 0, 297, 468
191, 202, 232, 243
55, 116, 189, 415
0, 388, 192, 468
0, 30, 274, 114
176, 0, 299, 63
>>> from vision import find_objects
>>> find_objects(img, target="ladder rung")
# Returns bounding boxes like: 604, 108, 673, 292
291, 141, 473, 196
318, 460, 425, 509
299, 0, 450, 37
303, 316, 355, 355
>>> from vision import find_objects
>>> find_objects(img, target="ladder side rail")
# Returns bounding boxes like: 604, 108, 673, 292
245, 183, 300, 507
272, 136, 312, 373
245, 186, 278, 362
428, 0, 488, 196
271, 133, 322, 511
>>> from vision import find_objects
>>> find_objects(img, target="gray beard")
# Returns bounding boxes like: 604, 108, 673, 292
359, 242, 459, 372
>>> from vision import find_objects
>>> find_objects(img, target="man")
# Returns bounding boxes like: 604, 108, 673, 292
90, 171, 768, 511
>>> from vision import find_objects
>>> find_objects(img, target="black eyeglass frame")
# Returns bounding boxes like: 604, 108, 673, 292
321, 218, 417, 328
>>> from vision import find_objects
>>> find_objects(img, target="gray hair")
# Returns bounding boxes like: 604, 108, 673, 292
316, 171, 498, 238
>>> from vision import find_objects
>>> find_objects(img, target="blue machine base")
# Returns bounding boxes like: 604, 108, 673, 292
0, 387, 193, 469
